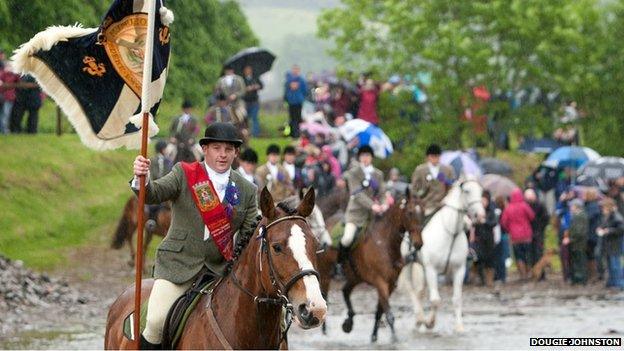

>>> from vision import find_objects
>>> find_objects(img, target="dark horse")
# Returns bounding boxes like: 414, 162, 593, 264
316, 195, 423, 342
110, 196, 171, 271
105, 188, 327, 349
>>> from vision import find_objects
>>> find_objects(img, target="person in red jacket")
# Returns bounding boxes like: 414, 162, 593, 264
500, 188, 535, 280
357, 79, 380, 125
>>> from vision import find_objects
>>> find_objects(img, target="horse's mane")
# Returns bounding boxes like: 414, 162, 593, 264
222, 200, 297, 276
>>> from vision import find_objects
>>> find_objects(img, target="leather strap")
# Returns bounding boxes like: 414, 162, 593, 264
206, 295, 233, 350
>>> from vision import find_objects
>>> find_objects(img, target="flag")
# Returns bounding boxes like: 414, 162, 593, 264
11, 0, 174, 150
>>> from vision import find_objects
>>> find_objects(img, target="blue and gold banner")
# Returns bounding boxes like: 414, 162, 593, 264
11, 0, 173, 150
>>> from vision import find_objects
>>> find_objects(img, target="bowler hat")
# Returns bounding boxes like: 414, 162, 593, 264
357, 145, 374, 157
426, 143, 442, 156
199, 122, 243, 147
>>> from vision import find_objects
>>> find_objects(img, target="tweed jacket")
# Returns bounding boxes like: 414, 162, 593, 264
255, 163, 295, 202
411, 163, 456, 215
343, 165, 385, 227
135, 163, 258, 284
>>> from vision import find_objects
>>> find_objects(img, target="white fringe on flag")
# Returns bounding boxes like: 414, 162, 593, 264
10, 25, 159, 150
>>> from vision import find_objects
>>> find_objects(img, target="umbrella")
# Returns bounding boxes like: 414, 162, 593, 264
575, 174, 608, 192
223, 47, 276, 76
440, 151, 482, 177
518, 137, 563, 153
542, 146, 600, 169
578, 156, 624, 181
338, 119, 393, 158
479, 158, 513, 176
480, 174, 519, 199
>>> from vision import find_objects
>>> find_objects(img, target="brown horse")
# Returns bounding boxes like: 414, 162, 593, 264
316, 195, 423, 342
111, 196, 171, 270
104, 187, 327, 349
316, 185, 349, 236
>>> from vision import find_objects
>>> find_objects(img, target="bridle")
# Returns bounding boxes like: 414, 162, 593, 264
439, 179, 482, 274
230, 215, 320, 304
443, 179, 482, 220
225, 214, 320, 347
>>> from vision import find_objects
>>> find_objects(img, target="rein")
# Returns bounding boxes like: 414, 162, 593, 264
209, 215, 320, 349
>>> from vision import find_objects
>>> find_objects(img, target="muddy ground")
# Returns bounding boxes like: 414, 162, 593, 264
1, 245, 623, 350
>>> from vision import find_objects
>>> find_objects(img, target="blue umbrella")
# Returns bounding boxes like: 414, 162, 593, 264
519, 137, 563, 153
338, 119, 394, 158
542, 146, 600, 169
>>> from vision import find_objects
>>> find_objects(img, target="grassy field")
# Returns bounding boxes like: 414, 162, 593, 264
2, 102, 292, 270
4, 101, 562, 273
0, 135, 136, 270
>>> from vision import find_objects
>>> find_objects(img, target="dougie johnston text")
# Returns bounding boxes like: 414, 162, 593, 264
530, 337, 621, 347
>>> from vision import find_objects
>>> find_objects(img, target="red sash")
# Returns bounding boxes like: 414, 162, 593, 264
181, 162, 234, 261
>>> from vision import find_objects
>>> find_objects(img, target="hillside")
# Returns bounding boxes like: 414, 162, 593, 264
0, 135, 136, 269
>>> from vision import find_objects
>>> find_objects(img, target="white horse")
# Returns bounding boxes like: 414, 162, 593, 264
400, 176, 485, 333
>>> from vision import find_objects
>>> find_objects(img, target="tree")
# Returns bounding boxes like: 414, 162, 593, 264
318, 0, 606, 158
0, 0, 258, 105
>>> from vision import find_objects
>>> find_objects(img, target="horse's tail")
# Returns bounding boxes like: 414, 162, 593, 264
111, 197, 137, 249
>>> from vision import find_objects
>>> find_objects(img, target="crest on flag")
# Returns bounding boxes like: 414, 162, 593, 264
11, 0, 174, 150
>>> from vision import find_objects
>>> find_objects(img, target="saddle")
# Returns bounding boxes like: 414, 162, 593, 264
122, 273, 217, 349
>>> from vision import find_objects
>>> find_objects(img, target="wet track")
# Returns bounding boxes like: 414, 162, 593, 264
2, 271, 623, 350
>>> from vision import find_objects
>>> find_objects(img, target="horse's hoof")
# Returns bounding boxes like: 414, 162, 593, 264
342, 318, 353, 333
386, 313, 395, 326
425, 319, 435, 329
322, 322, 327, 335
371, 334, 378, 343
418, 324, 427, 333
127, 259, 134, 267
391, 334, 398, 343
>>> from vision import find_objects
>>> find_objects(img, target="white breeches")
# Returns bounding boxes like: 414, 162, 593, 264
143, 279, 193, 344
340, 222, 358, 247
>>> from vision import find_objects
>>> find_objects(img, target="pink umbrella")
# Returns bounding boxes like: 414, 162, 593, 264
479, 174, 519, 199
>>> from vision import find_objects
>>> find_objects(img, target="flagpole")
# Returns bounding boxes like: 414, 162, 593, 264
134, 0, 156, 348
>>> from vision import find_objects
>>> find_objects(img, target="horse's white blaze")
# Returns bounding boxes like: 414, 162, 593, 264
288, 224, 326, 309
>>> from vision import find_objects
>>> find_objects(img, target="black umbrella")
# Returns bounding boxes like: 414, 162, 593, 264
576, 174, 607, 192
478, 157, 513, 176
578, 156, 624, 181
518, 137, 563, 153
223, 47, 276, 76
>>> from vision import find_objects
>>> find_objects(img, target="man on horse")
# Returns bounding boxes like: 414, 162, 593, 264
337, 145, 388, 268
132, 122, 258, 349
410, 143, 456, 224
169, 99, 201, 163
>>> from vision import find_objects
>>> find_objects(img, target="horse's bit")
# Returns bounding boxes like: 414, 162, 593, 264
215, 215, 320, 348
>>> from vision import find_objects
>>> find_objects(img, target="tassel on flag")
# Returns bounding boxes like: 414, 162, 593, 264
11, 0, 174, 150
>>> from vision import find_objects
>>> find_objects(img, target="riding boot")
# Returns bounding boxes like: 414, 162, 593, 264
335, 243, 351, 278
337, 243, 350, 264
140, 335, 162, 350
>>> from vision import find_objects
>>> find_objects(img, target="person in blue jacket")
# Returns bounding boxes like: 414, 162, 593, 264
284, 65, 307, 138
